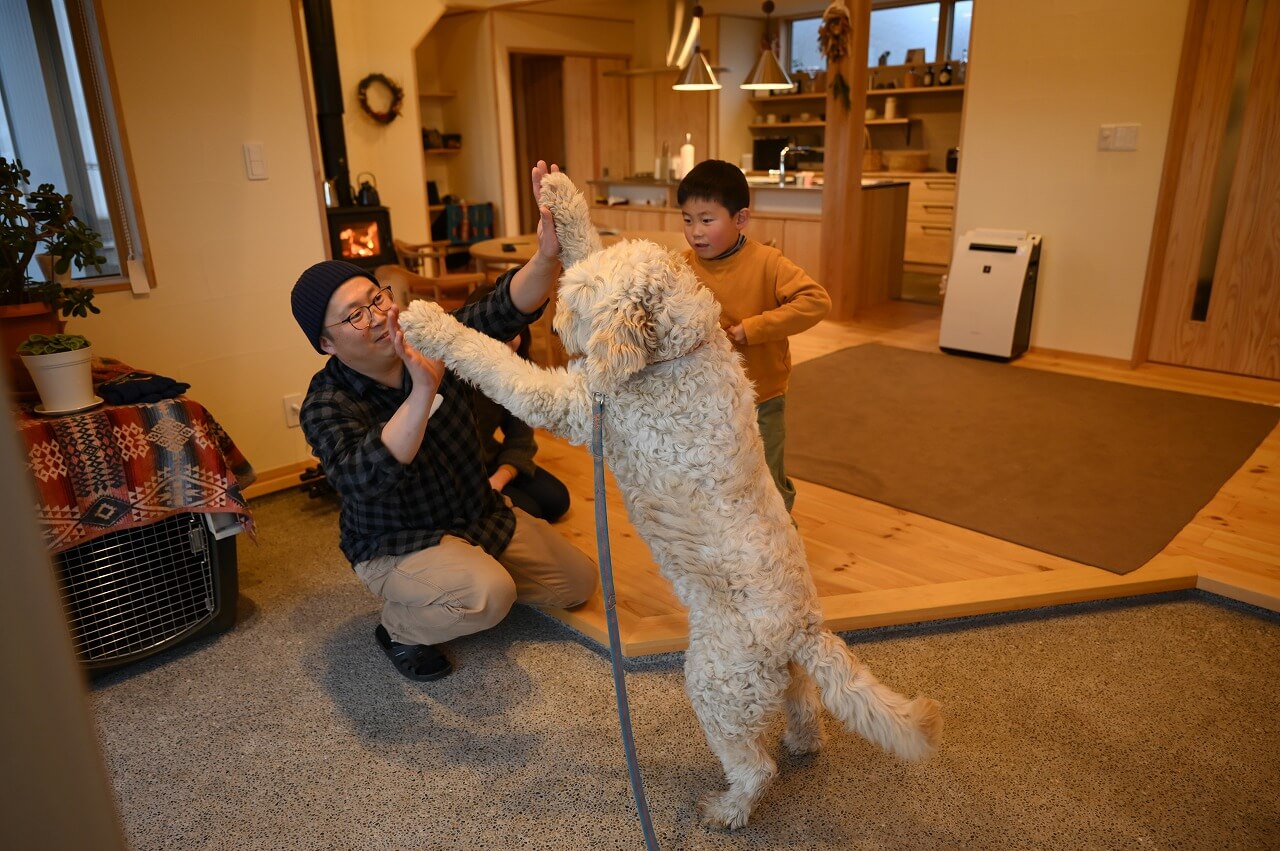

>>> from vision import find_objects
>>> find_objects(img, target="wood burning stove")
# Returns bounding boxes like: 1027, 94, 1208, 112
305, 0, 398, 271
325, 206, 395, 270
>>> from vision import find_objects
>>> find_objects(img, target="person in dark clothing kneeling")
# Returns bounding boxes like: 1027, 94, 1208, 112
464, 284, 571, 524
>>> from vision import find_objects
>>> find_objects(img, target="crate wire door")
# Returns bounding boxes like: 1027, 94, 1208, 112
55, 513, 223, 664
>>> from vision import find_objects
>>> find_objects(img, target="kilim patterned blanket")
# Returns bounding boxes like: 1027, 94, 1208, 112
17, 397, 256, 553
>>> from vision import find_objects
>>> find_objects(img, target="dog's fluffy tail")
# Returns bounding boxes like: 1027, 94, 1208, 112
538, 172, 601, 269
794, 630, 941, 761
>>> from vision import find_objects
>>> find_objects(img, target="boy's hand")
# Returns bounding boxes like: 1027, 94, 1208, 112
726, 323, 747, 345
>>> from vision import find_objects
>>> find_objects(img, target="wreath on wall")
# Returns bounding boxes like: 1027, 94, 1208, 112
357, 72, 404, 125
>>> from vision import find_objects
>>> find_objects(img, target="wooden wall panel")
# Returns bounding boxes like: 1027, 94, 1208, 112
783, 219, 822, 280
595, 57, 632, 182
651, 70, 709, 178
562, 55, 595, 198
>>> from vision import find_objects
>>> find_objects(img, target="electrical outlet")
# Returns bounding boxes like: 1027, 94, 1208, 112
283, 393, 304, 428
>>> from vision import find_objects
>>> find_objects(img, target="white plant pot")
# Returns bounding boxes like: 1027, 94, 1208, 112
21, 345, 96, 413
35, 253, 73, 287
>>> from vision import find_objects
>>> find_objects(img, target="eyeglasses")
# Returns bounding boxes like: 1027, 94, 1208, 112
327, 286, 393, 331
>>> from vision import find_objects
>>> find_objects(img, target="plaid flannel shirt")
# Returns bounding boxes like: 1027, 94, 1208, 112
300, 270, 544, 565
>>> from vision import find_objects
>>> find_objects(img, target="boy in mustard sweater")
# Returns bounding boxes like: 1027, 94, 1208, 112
677, 159, 831, 512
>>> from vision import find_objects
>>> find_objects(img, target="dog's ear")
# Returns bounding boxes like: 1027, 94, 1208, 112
584, 288, 651, 393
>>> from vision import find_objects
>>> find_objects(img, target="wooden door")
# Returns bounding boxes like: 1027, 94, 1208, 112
1142, 0, 1280, 379
511, 54, 566, 233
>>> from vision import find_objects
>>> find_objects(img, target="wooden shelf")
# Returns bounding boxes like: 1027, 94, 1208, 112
749, 91, 825, 103
749, 118, 912, 131
749, 121, 826, 130
747, 84, 965, 103
424, 148, 462, 156
867, 85, 964, 96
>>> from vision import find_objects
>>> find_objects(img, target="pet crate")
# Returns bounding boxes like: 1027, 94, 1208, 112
53, 512, 239, 677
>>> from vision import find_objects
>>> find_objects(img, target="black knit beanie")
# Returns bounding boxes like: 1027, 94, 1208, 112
291, 260, 379, 354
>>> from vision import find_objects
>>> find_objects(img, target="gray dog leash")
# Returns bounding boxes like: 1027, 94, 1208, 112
592, 393, 660, 851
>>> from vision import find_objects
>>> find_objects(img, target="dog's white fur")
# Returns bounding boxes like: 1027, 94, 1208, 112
400, 173, 941, 830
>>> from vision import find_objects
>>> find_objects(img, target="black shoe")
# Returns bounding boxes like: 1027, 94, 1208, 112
375, 624, 453, 681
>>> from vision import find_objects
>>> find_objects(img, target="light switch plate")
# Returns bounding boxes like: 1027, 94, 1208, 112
1098, 123, 1140, 152
243, 142, 268, 180
283, 393, 303, 427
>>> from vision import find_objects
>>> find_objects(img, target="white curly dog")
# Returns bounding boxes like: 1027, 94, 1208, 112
399, 173, 941, 830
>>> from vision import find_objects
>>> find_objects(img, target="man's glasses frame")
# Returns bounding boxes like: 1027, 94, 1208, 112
326, 285, 394, 331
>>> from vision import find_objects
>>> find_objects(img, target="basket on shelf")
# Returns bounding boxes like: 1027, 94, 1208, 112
885, 150, 929, 171
862, 127, 884, 171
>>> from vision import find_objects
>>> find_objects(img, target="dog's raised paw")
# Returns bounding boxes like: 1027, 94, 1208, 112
697, 790, 751, 831
399, 299, 454, 357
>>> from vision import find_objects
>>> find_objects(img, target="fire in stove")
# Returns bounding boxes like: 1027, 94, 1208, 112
325, 206, 394, 270
340, 221, 381, 258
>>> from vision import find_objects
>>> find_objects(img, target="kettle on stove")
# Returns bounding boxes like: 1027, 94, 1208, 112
355, 172, 380, 206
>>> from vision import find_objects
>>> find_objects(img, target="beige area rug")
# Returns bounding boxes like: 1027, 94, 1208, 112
785, 343, 1280, 574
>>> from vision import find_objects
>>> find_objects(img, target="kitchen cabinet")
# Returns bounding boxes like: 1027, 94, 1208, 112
584, 178, 907, 305
882, 172, 957, 269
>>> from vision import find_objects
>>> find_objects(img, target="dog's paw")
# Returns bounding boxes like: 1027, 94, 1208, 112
697, 790, 752, 831
537, 171, 579, 212
399, 299, 458, 359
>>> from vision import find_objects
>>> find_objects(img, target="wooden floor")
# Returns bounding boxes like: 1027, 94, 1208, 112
537, 300, 1280, 656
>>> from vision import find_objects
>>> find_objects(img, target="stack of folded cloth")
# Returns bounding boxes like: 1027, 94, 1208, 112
99, 371, 191, 405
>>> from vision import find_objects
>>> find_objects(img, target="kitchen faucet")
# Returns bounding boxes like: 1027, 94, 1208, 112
778, 145, 821, 187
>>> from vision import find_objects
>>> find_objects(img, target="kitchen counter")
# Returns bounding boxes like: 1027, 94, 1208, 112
588, 176, 908, 308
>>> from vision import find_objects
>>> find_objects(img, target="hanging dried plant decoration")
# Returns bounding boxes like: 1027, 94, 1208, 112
819, 0, 852, 111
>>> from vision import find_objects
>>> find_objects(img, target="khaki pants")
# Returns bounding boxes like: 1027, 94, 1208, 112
757, 394, 796, 512
353, 508, 597, 646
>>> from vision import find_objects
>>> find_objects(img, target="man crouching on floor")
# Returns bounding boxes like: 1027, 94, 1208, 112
288, 161, 596, 682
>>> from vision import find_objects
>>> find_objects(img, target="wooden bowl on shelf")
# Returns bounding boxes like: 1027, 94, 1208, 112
862, 148, 884, 171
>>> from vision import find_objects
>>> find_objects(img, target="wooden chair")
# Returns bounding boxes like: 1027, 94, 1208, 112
374, 263, 475, 312
390, 238, 484, 308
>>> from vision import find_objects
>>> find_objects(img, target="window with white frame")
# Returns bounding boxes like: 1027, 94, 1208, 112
0, 0, 147, 287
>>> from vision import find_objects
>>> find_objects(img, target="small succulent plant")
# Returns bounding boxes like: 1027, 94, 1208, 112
17, 332, 91, 356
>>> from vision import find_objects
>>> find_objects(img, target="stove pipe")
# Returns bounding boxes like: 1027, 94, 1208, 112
302, 0, 353, 207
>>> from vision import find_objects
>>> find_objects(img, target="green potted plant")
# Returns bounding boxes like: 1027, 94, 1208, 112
1, 156, 105, 397
18, 332, 97, 413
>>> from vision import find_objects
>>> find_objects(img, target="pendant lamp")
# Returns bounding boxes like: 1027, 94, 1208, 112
673, 6, 721, 91
741, 1, 793, 91
674, 49, 721, 91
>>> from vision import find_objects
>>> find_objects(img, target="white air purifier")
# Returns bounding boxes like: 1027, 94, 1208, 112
939, 229, 1042, 360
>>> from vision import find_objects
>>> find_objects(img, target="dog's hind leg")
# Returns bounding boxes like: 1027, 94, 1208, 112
781, 661, 825, 757
696, 731, 777, 831
685, 645, 787, 830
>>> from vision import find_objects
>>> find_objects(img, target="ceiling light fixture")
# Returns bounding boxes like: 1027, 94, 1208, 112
673, 6, 721, 91
666, 0, 700, 70
741, 1, 794, 91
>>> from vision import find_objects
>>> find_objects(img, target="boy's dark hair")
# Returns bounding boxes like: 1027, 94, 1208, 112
677, 159, 750, 215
